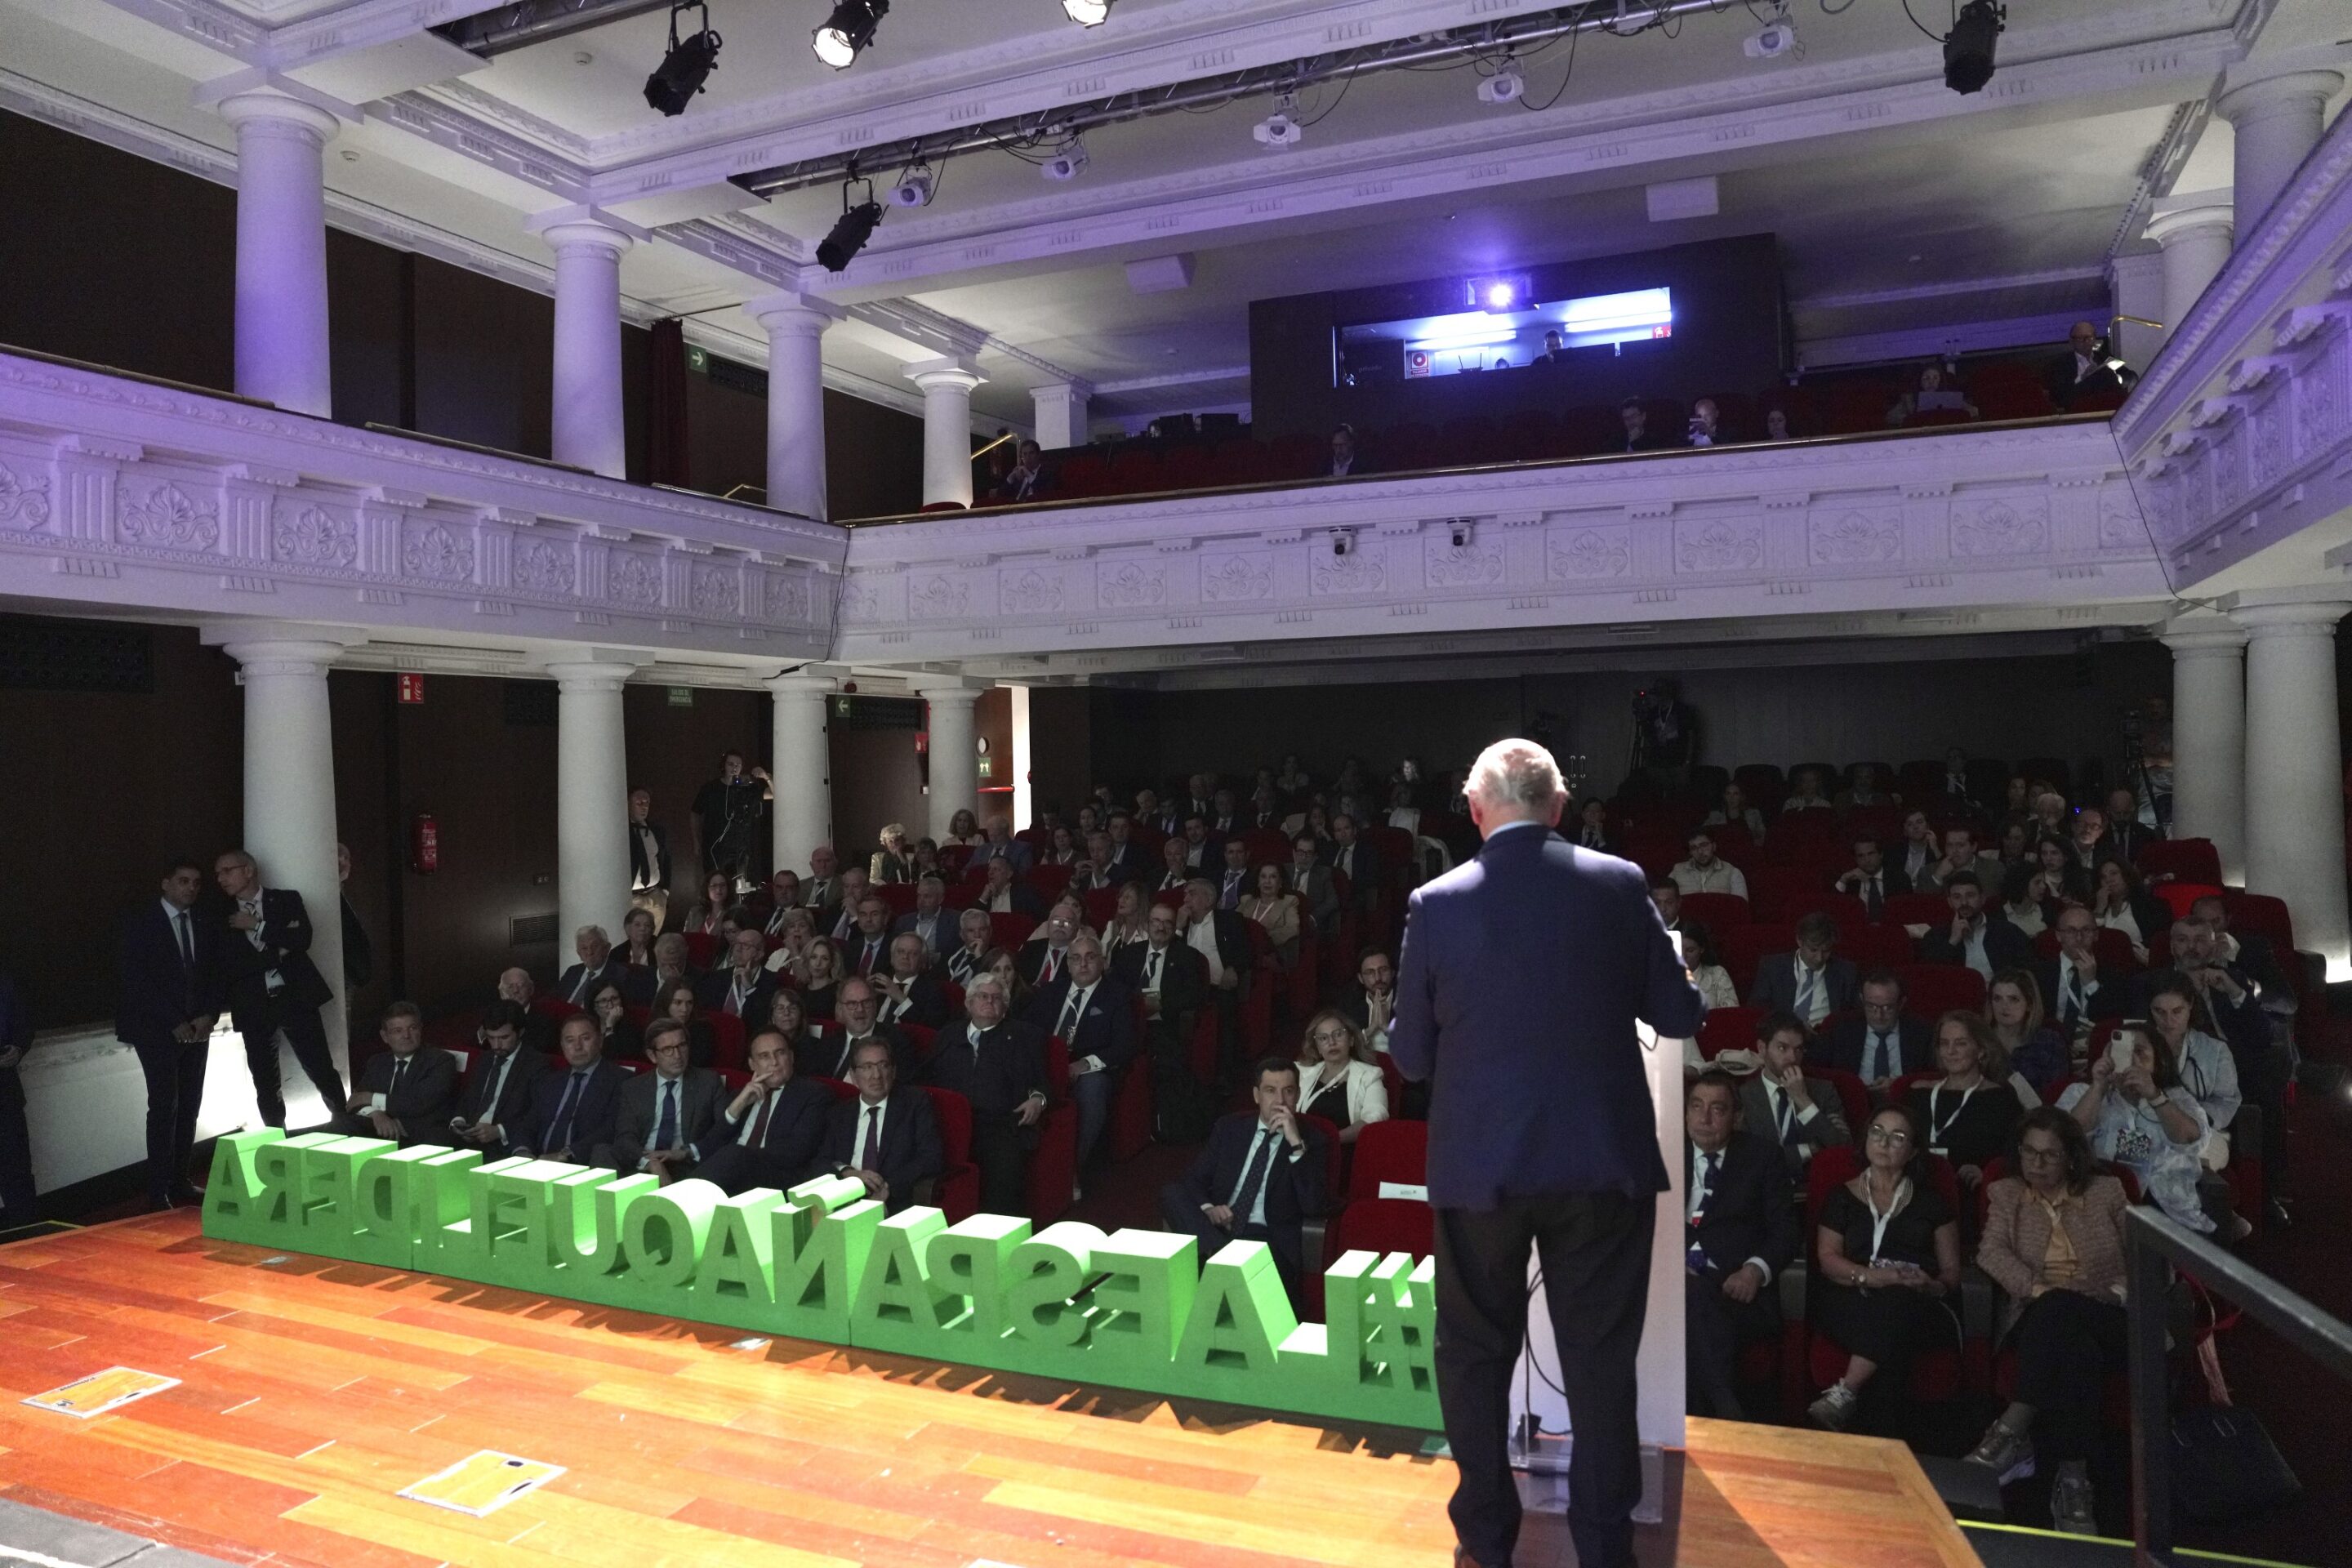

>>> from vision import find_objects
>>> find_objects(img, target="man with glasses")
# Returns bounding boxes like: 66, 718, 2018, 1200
1023, 933, 1137, 1168
2036, 907, 2123, 1035
606, 1019, 720, 1181
822, 1036, 942, 1214
808, 976, 910, 1080
1821, 970, 1932, 1087
698, 1030, 831, 1195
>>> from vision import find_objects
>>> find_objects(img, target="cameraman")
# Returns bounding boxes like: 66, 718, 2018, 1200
1635, 679, 1696, 794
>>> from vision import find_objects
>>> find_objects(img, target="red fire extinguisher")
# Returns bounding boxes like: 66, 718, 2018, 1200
410, 813, 440, 874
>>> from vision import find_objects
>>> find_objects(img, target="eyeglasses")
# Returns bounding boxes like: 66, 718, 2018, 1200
2018, 1145, 2065, 1163
1865, 1126, 1913, 1146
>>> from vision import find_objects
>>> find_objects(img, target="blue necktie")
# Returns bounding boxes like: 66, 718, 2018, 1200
655, 1079, 679, 1151
1228, 1129, 1276, 1228
549, 1071, 587, 1151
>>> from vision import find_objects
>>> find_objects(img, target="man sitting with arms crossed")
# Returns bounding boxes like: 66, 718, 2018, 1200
511, 1014, 625, 1164
335, 1001, 457, 1145
697, 1029, 833, 1196
921, 972, 1049, 1214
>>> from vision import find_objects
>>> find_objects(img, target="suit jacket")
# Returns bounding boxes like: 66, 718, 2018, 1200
1735, 1075, 1851, 1178
627, 820, 672, 890
694, 967, 777, 1021
1391, 824, 1703, 1207
553, 956, 630, 1009
2032, 956, 2126, 1031
891, 908, 955, 956
1915, 914, 2034, 973
1023, 972, 1139, 1072
1746, 954, 1861, 1018
117, 900, 223, 1049
818, 1088, 943, 1214
2045, 350, 2127, 410
1111, 940, 1206, 1050
801, 1024, 913, 1082
452, 1045, 541, 1149
840, 929, 897, 979
1184, 909, 1254, 986
1325, 840, 1384, 901
969, 883, 1047, 921
1173, 1112, 1330, 1267
921, 1017, 1048, 1120
1818, 1015, 1936, 1080
1687, 1132, 1799, 1285
512, 1059, 627, 1162
1913, 853, 2005, 894
1288, 862, 1341, 928
709, 1076, 834, 1189
1101, 843, 1150, 883
350, 1049, 459, 1143
1835, 864, 1912, 904
216, 887, 334, 1027
602, 1067, 724, 1172
875, 969, 950, 1030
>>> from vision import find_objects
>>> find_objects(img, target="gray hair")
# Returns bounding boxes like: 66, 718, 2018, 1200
965, 973, 1007, 1002
1468, 738, 1564, 813
576, 924, 610, 945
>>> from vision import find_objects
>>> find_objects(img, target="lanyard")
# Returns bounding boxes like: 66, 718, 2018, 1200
1864, 1177, 1911, 1264
1927, 1082, 1978, 1148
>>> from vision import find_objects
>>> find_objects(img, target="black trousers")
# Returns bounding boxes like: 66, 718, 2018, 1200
237, 1001, 345, 1129
132, 1036, 209, 1203
1156, 1183, 1304, 1304
2010, 1290, 2127, 1463
0, 1062, 36, 1219
1684, 1267, 1778, 1420
969, 1116, 1036, 1216
1434, 1192, 1655, 1568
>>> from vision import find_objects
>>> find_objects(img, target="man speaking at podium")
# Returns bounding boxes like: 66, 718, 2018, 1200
1392, 739, 1702, 1568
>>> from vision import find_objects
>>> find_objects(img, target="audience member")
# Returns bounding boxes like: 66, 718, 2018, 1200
1571, 797, 1619, 853
1703, 782, 1767, 843
840, 895, 896, 978
1807, 1103, 1962, 1432
118, 857, 222, 1209
1985, 969, 2068, 1098
942, 809, 983, 849
978, 856, 1049, 919
872, 934, 950, 1030
891, 875, 954, 956
1967, 1107, 2131, 1535
1289, 835, 1341, 927
682, 871, 737, 938
818, 866, 870, 942
2044, 321, 2129, 410
1294, 1009, 1389, 1146
978, 817, 1036, 875
924, 972, 1049, 1214
1919, 826, 1998, 893
2037, 906, 2120, 1036
1905, 1012, 2025, 1191
1916, 872, 2031, 980
1684, 1071, 1798, 1419
693, 751, 769, 890
1649, 876, 1683, 932
1018, 898, 1085, 988
627, 787, 673, 929
1213, 839, 1253, 911
1102, 882, 1152, 956
512, 1014, 625, 1163
697, 1029, 832, 1196
802, 845, 843, 911
495, 966, 558, 1055
1242, 864, 1301, 967
1748, 912, 1856, 1027
1884, 363, 1978, 425
588, 982, 642, 1061
628, 933, 695, 1006
1325, 423, 1368, 479
1895, 809, 1938, 887
820, 1036, 943, 1215
1336, 951, 1396, 1055
1023, 933, 1137, 1168
1834, 834, 1907, 917
1670, 830, 1749, 898
871, 822, 913, 885
1326, 813, 1383, 917
809, 976, 910, 1080
607, 1019, 722, 1181
1998, 862, 2049, 939
798, 938, 844, 1020
1160, 1056, 1328, 1305
439, 1000, 537, 1160
1781, 768, 1834, 813
944, 908, 995, 986
1112, 902, 1206, 1065
996, 438, 1052, 501
1680, 921, 1739, 1010
2057, 1023, 2216, 1236
2144, 970, 2242, 1160
2102, 787, 2157, 865
697, 929, 775, 1021
2087, 855, 2166, 964
764, 987, 823, 1062
1736, 1014, 1851, 1178
1616, 399, 1666, 452
334, 1001, 456, 1146
1685, 398, 1723, 448
652, 978, 720, 1070
552, 924, 624, 1008
213, 848, 346, 1128
1821, 970, 1934, 1085
1838, 764, 1895, 810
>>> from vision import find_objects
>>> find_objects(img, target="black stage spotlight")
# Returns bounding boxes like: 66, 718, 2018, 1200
813, 0, 888, 69
644, 1, 721, 116
1943, 0, 2004, 95
818, 183, 883, 272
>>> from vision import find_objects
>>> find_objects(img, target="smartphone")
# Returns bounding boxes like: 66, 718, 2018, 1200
2107, 1024, 2144, 1075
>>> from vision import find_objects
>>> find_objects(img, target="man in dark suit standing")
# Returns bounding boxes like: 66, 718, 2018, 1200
1158, 1057, 1328, 1303
1746, 912, 1860, 1028
212, 849, 345, 1128
697, 1030, 833, 1195
920, 972, 1048, 1214
1818, 971, 1936, 1086
511, 1014, 626, 1164
822, 1035, 943, 1214
438, 1000, 539, 1161
553, 926, 629, 1009
603, 1019, 723, 1180
1682, 1072, 1798, 1420
1391, 739, 1702, 1568
334, 1002, 457, 1145
117, 858, 223, 1209
628, 788, 673, 930
1022, 934, 1138, 1168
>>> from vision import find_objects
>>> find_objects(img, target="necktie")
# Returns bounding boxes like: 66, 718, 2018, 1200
572, 965, 594, 1004
1040, 949, 1061, 985
1795, 964, 1817, 1022
859, 1103, 883, 1170
1864, 875, 1882, 918
1867, 1031, 1891, 1081
746, 1089, 773, 1148
863, 939, 881, 973
1686, 1151, 1719, 1271
389, 1057, 408, 1102
175, 909, 194, 969
656, 1079, 679, 1151
1145, 949, 1164, 991
1056, 985, 1088, 1040
1773, 1085, 1794, 1143
550, 1071, 587, 1151
1228, 1128, 1276, 1226
2060, 969, 2080, 1025
241, 898, 265, 951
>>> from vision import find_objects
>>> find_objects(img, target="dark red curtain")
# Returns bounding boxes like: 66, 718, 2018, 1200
647, 318, 691, 488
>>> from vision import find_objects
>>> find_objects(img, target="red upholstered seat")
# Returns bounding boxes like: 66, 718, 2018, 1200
1023, 1036, 1080, 1223
706, 1012, 746, 1071
1325, 1197, 1433, 1264
2137, 838, 2221, 885
1894, 964, 1985, 1016
989, 912, 1035, 951
1719, 924, 1793, 997
1699, 1006, 1762, 1061
1346, 1119, 1428, 1202
1838, 924, 1914, 970
1881, 893, 1949, 928
915, 1087, 981, 1220
1680, 892, 1752, 930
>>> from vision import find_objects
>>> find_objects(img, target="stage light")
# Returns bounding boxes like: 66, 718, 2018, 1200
644, 2, 721, 117
887, 168, 934, 207
813, 0, 886, 69
1254, 92, 1302, 149
1485, 282, 1516, 310
1943, 0, 2003, 94
1743, 18, 1797, 60
817, 189, 883, 271
1040, 140, 1089, 180
1477, 65, 1524, 105
1063, 0, 1112, 24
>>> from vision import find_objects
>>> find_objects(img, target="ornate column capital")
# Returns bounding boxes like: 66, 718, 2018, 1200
906, 358, 987, 394
545, 652, 644, 692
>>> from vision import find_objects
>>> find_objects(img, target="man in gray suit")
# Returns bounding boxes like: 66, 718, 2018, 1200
1734, 1011, 1852, 1179
1745, 911, 1859, 1029
600, 1018, 723, 1181
1287, 833, 1340, 928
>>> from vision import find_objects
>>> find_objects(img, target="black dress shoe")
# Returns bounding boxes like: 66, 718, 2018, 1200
167, 1183, 203, 1206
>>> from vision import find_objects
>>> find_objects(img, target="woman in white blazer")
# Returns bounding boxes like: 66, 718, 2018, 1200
1294, 1008, 1390, 1144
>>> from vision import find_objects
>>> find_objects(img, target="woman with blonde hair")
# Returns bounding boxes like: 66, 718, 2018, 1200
871, 823, 912, 884
1294, 1009, 1389, 1144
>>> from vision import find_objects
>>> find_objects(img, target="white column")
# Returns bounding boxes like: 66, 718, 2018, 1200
541, 218, 634, 479
2107, 250, 2167, 371
917, 682, 984, 843
1009, 684, 1033, 831
768, 670, 835, 875
2232, 598, 2352, 980
2216, 64, 2345, 239
218, 627, 354, 1071
2144, 194, 2235, 343
1031, 382, 1091, 452
2160, 613, 2248, 883
746, 292, 838, 520
547, 658, 638, 947
906, 359, 987, 507
218, 92, 339, 418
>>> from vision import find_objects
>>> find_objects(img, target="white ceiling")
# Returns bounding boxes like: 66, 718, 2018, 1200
2, 0, 2347, 428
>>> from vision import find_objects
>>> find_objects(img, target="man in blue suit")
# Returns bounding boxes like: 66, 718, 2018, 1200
1392, 739, 1702, 1568
118, 857, 225, 1209
510, 1014, 627, 1165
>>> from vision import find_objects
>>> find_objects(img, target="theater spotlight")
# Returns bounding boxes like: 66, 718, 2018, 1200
813, 0, 886, 69
886, 167, 934, 207
1477, 65, 1525, 105
817, 182, 883, 272
1040, 140, 1090, 181
643, 1, 721, 117
1063, 0, 1112, 24
1943, 0, 2004, 95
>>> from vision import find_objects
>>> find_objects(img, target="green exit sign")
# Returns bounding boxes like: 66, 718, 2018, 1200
686, 344, 709, 373
666, 686, 694, 708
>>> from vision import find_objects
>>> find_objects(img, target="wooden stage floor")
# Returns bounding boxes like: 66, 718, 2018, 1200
0, 1211, 1979, 1568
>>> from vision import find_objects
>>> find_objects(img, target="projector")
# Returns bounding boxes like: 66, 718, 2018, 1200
1040, 142, 1089, 180
1477, 67, 1524, 105
886, 171, 933, 207
1253, 111, 1302, 149
1744, 20, 1797, 59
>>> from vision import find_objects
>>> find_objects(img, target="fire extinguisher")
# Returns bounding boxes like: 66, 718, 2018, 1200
410, 813, 440, 874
